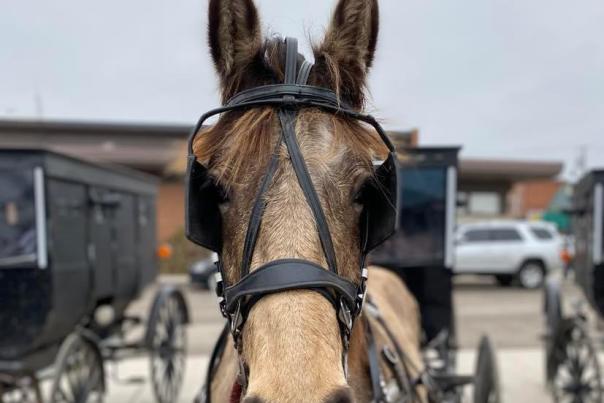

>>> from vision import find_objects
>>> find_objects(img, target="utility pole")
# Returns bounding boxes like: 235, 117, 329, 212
570, 145, 588, 183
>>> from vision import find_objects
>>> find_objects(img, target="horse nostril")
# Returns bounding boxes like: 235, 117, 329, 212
323, 387, 354, 403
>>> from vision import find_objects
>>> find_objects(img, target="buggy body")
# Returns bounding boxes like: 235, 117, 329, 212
0, 149, 158, 374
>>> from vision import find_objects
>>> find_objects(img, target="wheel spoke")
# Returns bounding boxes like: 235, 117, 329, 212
50, 334, 104, 403
552, 325, 602, 403
149, 295, 186, 403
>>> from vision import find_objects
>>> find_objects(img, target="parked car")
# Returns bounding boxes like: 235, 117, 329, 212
189, 253, 218, 290
454, 221, 564, 288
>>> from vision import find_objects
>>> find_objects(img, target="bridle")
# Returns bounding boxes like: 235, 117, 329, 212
186, 37, 398, 395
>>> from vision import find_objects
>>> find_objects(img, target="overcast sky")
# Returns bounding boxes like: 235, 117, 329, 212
1, 0, 603, 179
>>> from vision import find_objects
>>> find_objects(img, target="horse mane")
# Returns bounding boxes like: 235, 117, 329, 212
194, 37, 387, 189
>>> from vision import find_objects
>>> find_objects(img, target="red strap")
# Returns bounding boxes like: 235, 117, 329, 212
230, 382, 242, 403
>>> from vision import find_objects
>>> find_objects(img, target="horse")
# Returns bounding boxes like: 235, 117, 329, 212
191, 0, 424, 402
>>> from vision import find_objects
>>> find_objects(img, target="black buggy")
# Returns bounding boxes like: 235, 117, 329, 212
0, 149, 189, 403
370, 147, 500, 403
543, 169, 604, 402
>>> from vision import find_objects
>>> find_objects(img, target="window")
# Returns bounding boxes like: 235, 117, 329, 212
490, 228, 523, 242
463, 229, 490, 242
0, 169, 37, 267
468, 192, 501, 216
370, 167, 447, 266
530, 227, 554, 240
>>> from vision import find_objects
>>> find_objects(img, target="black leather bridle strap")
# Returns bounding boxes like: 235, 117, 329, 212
240, 136, 283, 276
296, 61, 313, 85
240, 38, 338, 275
200, 322, 230, 403
279, 110, 339, 273
284, 37, 299, 84
365, 297, 422, 402
365, 315, 386, 403
240, 39, 330, 276
188, 95, 396, 158
280, 38, 338, 272
224, 259, 357, 313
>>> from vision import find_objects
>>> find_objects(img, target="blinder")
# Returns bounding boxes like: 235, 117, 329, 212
185, 37, 399, 390
359, 151, 398, 253
185, 156, 223, 252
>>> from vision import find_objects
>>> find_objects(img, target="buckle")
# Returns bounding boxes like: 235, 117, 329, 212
214, 271, 223, 295
282, 94, 296, 107
338, 298, 353, 333
356, 288, 368, 314
356, 267, 369, 313
230, 301, 244, 340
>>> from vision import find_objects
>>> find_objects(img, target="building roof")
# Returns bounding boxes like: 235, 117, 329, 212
460, 158, 563, 181
0, 119, 564, 181
0, 119, 189, 174
0, 119, 189, 137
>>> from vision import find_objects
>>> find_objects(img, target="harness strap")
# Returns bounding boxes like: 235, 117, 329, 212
296, 61, 313, 85
196, 322, 230, 403
189, 87, 396, 155
240, 137, 283, 276
224, 259, 357, 313
279, 109, 339, 273
240, 39, 338, 275
284, 37, 299, 84
365, 315, 386, 403
365, 298, 422, 403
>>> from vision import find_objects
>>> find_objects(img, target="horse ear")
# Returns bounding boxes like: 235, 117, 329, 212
208, 0, 262, 82
314, 0, 379, 108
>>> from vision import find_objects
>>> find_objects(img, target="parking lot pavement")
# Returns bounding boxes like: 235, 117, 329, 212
104, 355, 208, 403
113, 274, 556, 403
453, 276, 546, 349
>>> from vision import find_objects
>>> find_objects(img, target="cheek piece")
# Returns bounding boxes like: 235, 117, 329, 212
186, 38, 399, 395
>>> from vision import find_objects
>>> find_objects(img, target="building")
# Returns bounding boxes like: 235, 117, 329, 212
457, 159, 563, 221
0, 119, 564, 241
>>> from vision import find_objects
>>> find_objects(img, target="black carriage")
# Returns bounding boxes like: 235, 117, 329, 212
0, 149, 189, 403
370, 147, 499, 403
543, 169, 604, 402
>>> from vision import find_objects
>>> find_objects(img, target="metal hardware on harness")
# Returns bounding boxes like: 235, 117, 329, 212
339, 299, 353, 333
230, 301, 243, 340
357, 267, 369, 312
237, 356, 248, 390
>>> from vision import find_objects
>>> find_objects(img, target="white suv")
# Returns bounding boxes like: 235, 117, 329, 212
454, 221, 564, 288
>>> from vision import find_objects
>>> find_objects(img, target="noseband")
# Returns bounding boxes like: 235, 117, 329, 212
186, 37, 398, 395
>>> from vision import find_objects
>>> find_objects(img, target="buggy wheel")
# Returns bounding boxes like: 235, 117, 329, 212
544, 278, 563, 384
0, 375, 42, 403
49, 331, 105, 403
147, 288, 187, 403
551, 322, 602, 403
473, 335, 500, 403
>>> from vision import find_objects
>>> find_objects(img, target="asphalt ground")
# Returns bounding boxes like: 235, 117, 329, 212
102, 274, 567, 402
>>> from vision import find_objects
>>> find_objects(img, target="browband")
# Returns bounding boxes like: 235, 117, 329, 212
226, 84, 349, 108
186, 88, 396, 155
